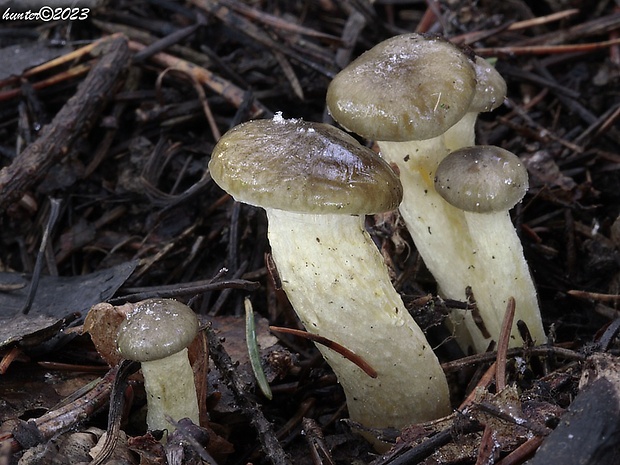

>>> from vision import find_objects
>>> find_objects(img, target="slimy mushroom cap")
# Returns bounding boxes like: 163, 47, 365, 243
208, 116, 403, 215
470, 57, 507, 113
434, 145, 529, 213
117, 298, 199, 362
326, 33, 477, 142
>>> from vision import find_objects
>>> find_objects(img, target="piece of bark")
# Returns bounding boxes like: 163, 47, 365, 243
525, 353, 620, 465
0, 34, 131, 212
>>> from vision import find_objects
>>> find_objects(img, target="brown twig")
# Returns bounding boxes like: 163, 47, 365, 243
269, 326, 378, 378
476, 37, 620, 56
442, 345, 585, 373
495, 436, 544, 465
90, 360, 140, 465
496, 297, 516, 392
0, 34, 131, 212
205, 322, 291, 465
568, 289, 620, 303
127, 40, 268, 118
0, 363, 121, 453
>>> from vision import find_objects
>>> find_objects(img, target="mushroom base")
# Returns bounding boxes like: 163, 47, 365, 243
141, 348, 200, 435
266, 209, 451, 431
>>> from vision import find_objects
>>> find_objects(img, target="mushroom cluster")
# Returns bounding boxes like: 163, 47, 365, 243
209, 115, 450, 434
327, 33, 544, 352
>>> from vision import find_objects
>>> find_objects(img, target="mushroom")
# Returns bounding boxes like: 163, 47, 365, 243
117, 298, 200, 436
326, 33, 511, 351
208, 115, 450, 433
434, 145, 545, 350
326, 33, 478, 335
444, 56, 507, 151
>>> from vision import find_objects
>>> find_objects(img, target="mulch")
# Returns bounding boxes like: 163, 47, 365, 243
1, 1, 619, 464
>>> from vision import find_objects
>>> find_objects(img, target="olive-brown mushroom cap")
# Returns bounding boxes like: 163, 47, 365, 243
470, 57, 507, 113
326, 33, 477, 142
117, 298, 199, 362
208, 117, 403, 215
434, 145, 528, 213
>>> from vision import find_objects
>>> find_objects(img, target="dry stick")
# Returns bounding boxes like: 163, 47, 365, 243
113, 277, 259, 302
454, 9, 580, 45
132, 22, 202, 63
0, 63, 92, 102
127, 40, 268, 118
513, 11, 620, 47
83, 68, 140, 177
476, 427, 497, 465
0, 37, 101, 94
0, 346, 26, 375
568, 289, 620, 303
495, 297, 516, 392
451, 9, 579, 46
335, 9, 366, 69
21, 197, 63, 314
574, 102, 620, 147
269, 326, 378, 378
0, 35, 131, 212
220, 0, 341, 43
301, 417, 336, 465
442, 345, 585, 373
506, 9, 580, 31
376, 421, 483, 465
1, 364, 121, 454
90, 360, 140, 465
132, 223, 198, 280
154, 67, 221, 140
475, 37, 620, 56
275, 398, 315, 441
475, 297, 516, 465
415, 1, 439, 33
476, 402, 552, 437
188, 0, 336, 77
94, 19, 217, 72
204, 322, 291, 465
495, 436, 545, 465
470, 362, 498, 465
210, 262, 249, 316
458, 362, 497, 411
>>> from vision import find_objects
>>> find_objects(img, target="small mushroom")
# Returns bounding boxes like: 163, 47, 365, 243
434, 145, 545, 350
117, 298, 200, 436
209, 115, 450, 433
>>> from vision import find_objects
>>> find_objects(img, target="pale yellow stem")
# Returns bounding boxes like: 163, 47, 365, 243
266, 209, 451, 429
141, 348, 200, 435
463, 212, 546, 350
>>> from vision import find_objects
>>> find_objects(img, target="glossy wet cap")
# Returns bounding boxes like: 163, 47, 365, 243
117, 299, 199, 362
208, 115, 403, 215
434, 145, 528, 213
326, 33, 477, 142
470, 57, 507, 113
